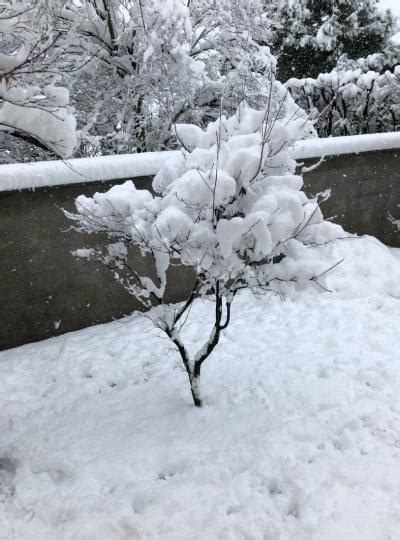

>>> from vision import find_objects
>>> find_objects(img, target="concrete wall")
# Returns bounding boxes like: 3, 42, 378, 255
1, 148, 399, 350
0, 178, 196, 351
303, 149, 400, 247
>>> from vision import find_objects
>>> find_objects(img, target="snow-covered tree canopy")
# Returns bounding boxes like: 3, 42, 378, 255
272, 0, 396, 81
4, 0, 272, 160
67, 87, 343, 406
0, 1, 76, 162
58, 0, 279, 155
1, 0, 397, 163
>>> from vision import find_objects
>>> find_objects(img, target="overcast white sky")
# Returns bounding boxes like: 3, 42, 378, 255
379, 0, 400, 16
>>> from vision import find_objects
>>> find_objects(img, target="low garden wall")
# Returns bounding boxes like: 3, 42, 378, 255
1, 148, 399, 350
303, 149, 400, 246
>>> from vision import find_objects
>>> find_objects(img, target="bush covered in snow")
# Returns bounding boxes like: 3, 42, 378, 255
67, 88, 344, 407
287, 63, 400, 137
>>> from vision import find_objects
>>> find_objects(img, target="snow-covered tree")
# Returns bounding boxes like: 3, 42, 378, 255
50, 0, 279, 156
66, 86, 343, 407
57, 0, 194, 155
0, 1, 76, 163
272, 0, 395, 81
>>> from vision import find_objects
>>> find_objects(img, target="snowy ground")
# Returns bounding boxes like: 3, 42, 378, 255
1, 236, 400, 539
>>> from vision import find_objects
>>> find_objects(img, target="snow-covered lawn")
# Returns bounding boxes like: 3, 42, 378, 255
1, 236, 400, 539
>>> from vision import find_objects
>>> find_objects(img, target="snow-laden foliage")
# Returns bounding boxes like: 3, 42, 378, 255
0, 1, 76, 162
67, 93, 343, 406
286, 63, 400, 137
1, 0, 277, 160
62, 0, 194, 155
272, 0, 396, 81
2, 0, 396, 162
42, 0, 279, 156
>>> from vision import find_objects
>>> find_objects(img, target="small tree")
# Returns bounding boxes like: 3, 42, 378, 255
66, 87, 342, 407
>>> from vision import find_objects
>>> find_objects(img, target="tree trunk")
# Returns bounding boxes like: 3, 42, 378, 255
189, 374, 202, 407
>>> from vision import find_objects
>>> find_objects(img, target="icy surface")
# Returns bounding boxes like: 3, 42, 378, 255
1, 236, 400, 539
1, 132, 400, 192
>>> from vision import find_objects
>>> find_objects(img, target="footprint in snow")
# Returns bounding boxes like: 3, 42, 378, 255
0, 456, 17, 502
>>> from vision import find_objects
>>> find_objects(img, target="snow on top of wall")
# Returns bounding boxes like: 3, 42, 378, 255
290, 132, 400, 160
1, 133, 400, 192
0, 151, 178, 193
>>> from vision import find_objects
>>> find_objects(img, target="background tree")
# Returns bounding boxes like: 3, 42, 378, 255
0, 1, 76, 163
272, 0, 395, 81
66, 85, 343, 407
2, 0, 397, 163
58, 0, 281, 156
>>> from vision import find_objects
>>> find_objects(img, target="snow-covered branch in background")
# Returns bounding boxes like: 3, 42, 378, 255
66, 86, 344, 407
0, 1, 76, 161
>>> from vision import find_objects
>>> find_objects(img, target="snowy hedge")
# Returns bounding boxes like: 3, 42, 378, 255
286, 65, 400, 137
